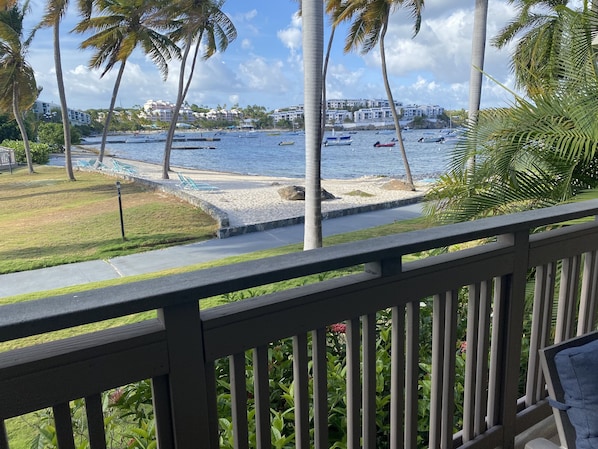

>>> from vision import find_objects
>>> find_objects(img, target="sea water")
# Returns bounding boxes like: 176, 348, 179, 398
83, 129, 453, 181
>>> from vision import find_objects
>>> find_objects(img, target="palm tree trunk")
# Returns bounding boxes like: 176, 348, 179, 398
467, 0, 488, 173
53, 18, 74, 181
13, 87, 33, 174
98, 61, 126, 163
162, 34, 199, 179
303, 0, 324, 250
468, 0, 488, 126
380, 19, 414, 189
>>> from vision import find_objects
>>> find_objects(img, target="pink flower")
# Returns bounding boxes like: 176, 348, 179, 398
459, 341, 467, 353
329, 323, 347, 334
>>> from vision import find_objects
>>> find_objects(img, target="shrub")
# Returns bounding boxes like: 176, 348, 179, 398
1, 139, 50, 165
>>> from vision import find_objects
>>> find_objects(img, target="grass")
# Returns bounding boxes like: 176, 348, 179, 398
0, 166, 218, 274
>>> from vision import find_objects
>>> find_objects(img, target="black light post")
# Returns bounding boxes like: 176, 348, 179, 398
116, 181, 125, 240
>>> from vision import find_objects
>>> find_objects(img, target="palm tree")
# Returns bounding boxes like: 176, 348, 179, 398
492, 0, 570, 97
72, 0, 180, 164
425, 7, 598, 223
0, 1, 38, 174
336, 0, 423, 191
302, 0, 324, 250
39, 0, 75, 180
160, 0, 236, 180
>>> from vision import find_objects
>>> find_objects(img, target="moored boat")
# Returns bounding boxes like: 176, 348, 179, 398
373, 141, 396, 147
278, 141, 295, 146
323, 135, 353, 146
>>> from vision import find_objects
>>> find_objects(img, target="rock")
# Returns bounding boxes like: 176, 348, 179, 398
277, 185, 336, 201
382, 179, 414, 191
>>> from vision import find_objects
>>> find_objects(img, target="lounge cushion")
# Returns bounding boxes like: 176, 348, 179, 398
554, 338, 598, 449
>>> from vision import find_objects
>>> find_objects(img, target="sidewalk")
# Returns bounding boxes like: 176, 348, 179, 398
0, 203, 423, 298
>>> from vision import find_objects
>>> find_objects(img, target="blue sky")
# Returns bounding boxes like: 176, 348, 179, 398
24, 0, 526, 112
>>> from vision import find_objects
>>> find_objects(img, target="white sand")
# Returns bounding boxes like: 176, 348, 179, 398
73, 149, 429, 228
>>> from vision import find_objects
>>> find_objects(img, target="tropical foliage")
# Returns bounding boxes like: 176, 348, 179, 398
425, 5, 598, 223
0, 1, 38, 174
73, 0, 180, 163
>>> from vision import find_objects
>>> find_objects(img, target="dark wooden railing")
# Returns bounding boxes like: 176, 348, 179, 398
2, 200, 598, 449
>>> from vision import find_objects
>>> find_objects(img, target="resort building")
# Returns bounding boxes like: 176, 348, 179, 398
139, 100, 198, 123
271, 105, 305, 123
402, 104, 445, 119
196, 108, 243, 122
31, 100, 92, 126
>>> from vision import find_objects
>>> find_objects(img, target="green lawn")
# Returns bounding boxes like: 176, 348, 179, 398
0, 165, 218, 274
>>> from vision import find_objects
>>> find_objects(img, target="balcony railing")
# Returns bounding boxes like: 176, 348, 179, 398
2, 200, 598, 449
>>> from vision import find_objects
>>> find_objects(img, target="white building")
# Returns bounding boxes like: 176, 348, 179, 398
402, 104, 445, 119
31, 101, 91, 126
271, 106, 304, 123
140, 100, 197, 123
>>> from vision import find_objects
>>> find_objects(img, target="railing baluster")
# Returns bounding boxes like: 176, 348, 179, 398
556, 255, 581, 342
463, 283, 481, 442
230, 352, 249, 449
430, 293, 445, 449
362, 313, 377, 449
474, 279, 492, 435
405, 301, 420, 449
390, 305, 406, 449
578, 251, 598, 334
312, 328, 328, 449
487, 275, 508, 427
293, 334, 310, 449
84, 394, 106, 449
253, 345, 271, 449
151, 374, 175, 449
526, 263, 555, 405
346, 317, 361, 449
53, 402, 75, 449
441, 290, 458, 449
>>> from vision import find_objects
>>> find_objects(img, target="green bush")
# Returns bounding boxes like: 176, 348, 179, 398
1, 139, 50, 164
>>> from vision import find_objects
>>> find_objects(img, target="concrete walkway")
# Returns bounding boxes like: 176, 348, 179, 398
0, 203, 423, 298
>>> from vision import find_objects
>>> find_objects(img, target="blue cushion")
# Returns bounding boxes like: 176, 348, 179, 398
554, 338, 598, 449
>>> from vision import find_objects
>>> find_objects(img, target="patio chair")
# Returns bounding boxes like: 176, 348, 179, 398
537, 331, 598, 449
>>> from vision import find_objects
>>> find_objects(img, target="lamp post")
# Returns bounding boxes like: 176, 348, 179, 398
116, 181, 125, 240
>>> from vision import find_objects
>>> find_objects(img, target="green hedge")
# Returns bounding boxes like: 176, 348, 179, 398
1, 140, 50, 165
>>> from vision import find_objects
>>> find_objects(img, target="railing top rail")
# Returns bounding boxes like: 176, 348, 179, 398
2, 199, 598, 343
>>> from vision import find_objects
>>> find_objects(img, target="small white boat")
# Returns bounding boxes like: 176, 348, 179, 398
323, 135, 353, 146
278, 141, 295, 146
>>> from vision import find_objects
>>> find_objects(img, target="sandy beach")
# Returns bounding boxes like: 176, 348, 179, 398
70, 148, 429, 236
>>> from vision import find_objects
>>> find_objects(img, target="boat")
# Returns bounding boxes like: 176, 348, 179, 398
373, 141, 396, 147
417, 135, 445, 143
323, 135, 353, 146
278, 141, 295, 146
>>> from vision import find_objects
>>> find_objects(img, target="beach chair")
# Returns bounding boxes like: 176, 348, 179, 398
532, 331, 598, 449
76, 159, 96, 169
177, 172, 219, 192
112, 159, 137, 175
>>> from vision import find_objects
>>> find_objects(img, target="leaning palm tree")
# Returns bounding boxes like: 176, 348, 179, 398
425, 6, 598, 224
72, 0, 180, 164
38, 0, 75, 180
160, 0, 236, 180
336, 0, 423, 190
0, 1, 38, 174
